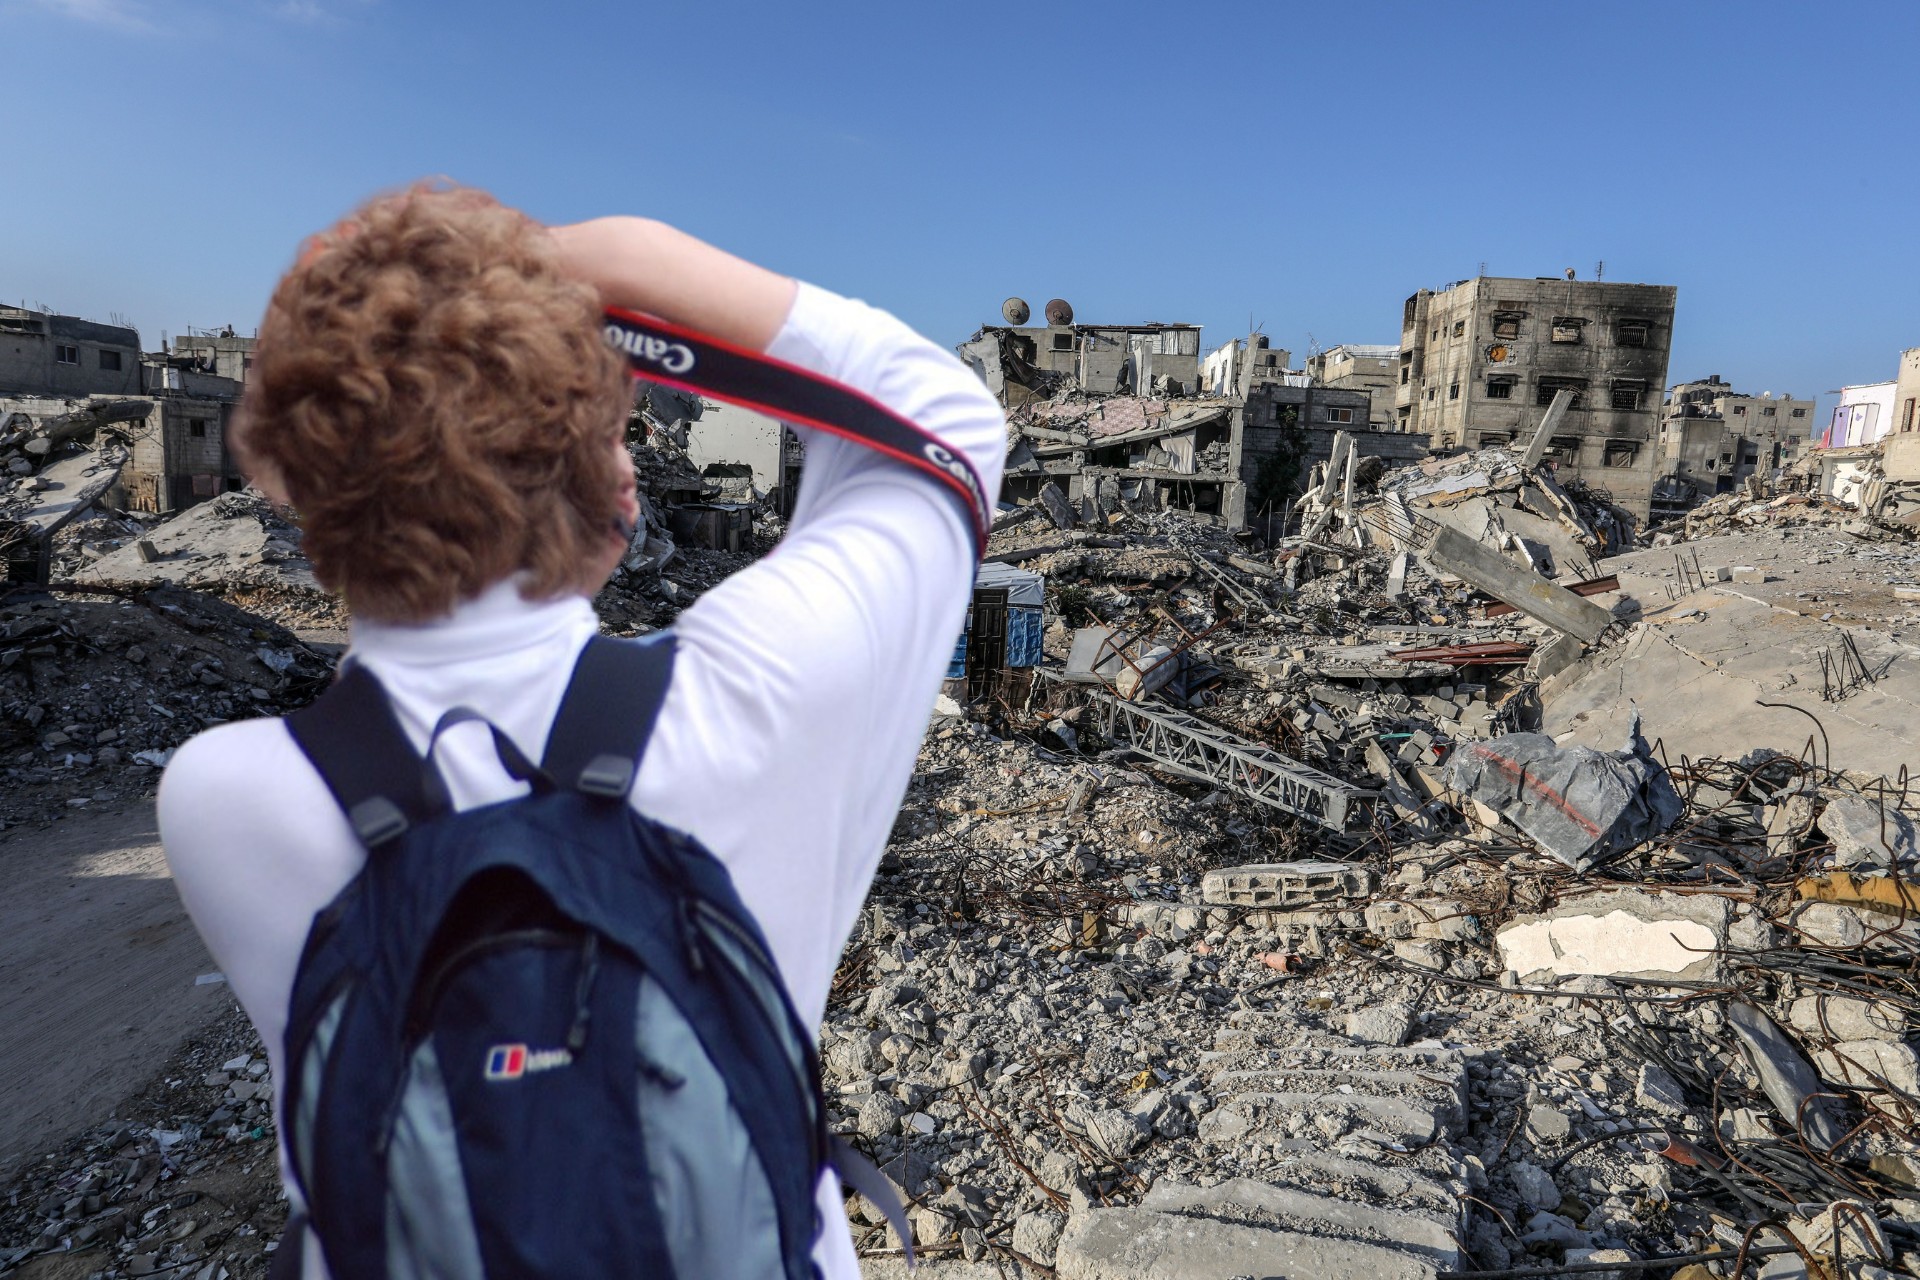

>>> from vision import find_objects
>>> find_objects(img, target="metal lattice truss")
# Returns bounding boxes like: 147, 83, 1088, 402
1085, 688, 1373, 832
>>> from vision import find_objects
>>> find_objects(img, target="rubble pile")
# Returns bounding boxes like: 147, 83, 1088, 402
5, 378, 1920, 1279
1659, 489, 1901, 546
0, 584, 334, 830
70, 490, 344, 630
0, 1006, 285, 1278
822, 684, 1920, 1279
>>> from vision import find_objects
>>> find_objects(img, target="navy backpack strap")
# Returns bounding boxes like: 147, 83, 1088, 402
286, 663, 443, 848
541, 634, 678, 797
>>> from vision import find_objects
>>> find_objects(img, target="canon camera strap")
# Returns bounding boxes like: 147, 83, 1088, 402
603, 307, 991, 556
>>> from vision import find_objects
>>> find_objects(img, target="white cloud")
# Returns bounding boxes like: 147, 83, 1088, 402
12, 0, 152, 29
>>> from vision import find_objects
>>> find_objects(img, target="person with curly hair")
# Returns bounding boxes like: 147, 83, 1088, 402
158, 183, 1005, 1279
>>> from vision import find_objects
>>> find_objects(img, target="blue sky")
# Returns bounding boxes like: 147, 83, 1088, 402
4, 0, 1916, 423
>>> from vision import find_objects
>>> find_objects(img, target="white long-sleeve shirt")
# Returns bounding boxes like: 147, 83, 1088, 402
157, 280, 1006, 1280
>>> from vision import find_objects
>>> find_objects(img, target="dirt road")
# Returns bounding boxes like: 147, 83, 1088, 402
0, 801, 231, 1177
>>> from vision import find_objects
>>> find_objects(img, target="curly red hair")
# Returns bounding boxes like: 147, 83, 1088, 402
237, 183, 631, 623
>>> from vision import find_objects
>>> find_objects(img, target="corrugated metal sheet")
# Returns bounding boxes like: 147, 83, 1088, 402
1006, 606, 1044, 668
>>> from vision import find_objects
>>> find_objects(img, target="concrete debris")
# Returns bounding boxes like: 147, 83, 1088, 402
9, 346, 1920, 1280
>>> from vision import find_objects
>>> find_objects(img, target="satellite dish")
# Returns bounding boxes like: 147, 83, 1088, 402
1045, 298, 1074, 326
1002, 297, 1031, 325
1564, 267, 1577, 280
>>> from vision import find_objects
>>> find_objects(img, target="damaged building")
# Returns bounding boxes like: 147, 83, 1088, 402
976, 306, 1429, 532
1395, 274, 1677, 519
1305, 342, 1400, 429
1651, 375, 1814, 516
0, 309, 253, 517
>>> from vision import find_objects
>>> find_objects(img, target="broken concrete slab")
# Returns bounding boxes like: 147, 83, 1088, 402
9, 445, 127, 540
1786, 994, 1907, 1042
1812, 1039, 1920, 1098
78, 489, 320, 595
1054, 1206, 1436, 1280
1495, 889, 1729, 983
1424, 523, 1614, 643
1139, 1177, 1460, 1270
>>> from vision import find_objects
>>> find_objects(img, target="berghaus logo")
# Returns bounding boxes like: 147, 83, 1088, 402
483, 1043, 574, 1081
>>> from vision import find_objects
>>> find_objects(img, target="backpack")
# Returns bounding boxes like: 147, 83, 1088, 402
271, 633, 908, 1279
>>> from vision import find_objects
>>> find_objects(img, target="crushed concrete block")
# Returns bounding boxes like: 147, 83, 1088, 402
1201, 861, 1374, 909
1365, 898, 1476, 942
1787, 994, 1906, 1042
1635, 1062, 1689, 1116
1140, 1178, 1460, 1270
1495, 889, 1729, 983
1790, 900, 1920, 949
1508, 1160, 1559, 1210
1564, 1247, 1636, 1280
1010, 1211, 1065, 1266
1037, 481, 1076, 530
1818, 795, 1918, 871
1812, 1039, 1920, 1097
1787, 1200, 1889, 1268
1524, 1102, 1571, 1145
1730, 566, 1769, 584
1345, 1002, 1414, 1046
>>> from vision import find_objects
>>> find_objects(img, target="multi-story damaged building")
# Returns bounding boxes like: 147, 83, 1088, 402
1652, 376, 1814, 516
1394, 274, 1677, 517
973, 305, 1427, 532
168, 327, 257, 383
0, 306, 143, 399
1305, 344, 1398, 429
119, 341, 250, 512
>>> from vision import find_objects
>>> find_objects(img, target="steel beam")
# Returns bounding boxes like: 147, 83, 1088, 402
1078, 685, 1372, 831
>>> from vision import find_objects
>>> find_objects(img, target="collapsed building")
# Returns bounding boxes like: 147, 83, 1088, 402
968, 300, 1430, 533
1652, 376, 1815, 519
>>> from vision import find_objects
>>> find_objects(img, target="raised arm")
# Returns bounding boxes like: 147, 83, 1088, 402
547, 217, 797, 352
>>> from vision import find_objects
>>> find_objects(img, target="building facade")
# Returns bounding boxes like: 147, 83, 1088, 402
0, 306, 143, 399
1825, 381, 1898, 448
1201, 335, 1295, 399
1394, 275, 1677, 517
961, 321, 1202, 404
118, 351, 248, 513
1891, 348, 1920, 441
1306, 344, 1398, 429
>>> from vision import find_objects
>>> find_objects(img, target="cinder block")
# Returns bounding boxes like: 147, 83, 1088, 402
1201, 861, 1375, 909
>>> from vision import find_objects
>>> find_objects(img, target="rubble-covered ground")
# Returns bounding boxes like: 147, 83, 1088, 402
5, 429, 1920, 1280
